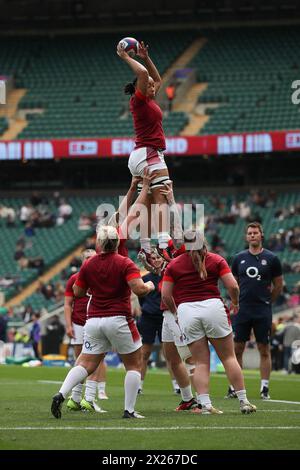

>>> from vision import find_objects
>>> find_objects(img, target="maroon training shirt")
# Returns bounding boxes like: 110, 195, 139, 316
163, 252, 231, 305
64, 273, 89, 326
75, 252, 141, 318
130, 89, 166, 150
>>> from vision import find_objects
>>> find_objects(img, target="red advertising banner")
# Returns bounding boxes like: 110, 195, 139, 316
0, 130, 299, 160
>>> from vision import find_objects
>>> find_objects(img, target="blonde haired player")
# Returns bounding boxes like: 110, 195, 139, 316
64, 249, 108, 412
51, 226, 155, 419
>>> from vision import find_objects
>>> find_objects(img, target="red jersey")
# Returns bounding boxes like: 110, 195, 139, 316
158, 268, 174, 311
117, 226, 128, 257
75, 252, 141, 318
163, 252, 231, 305
130, 89, 166, 150
64, 273, 88, 326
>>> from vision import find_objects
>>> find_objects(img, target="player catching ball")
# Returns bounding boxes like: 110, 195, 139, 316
117, 38, 180, 272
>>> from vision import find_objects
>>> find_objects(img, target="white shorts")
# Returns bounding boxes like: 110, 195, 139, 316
128, 147, 169, 189
177, 298, 232, 344
70, 322, 84, 345
82, 316, 142, 355
162, 310, 192, 362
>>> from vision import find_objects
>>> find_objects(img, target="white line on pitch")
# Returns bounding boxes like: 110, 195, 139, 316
267, 399, 300, 405
1, 426, 300, 431
38, 380, 62, 384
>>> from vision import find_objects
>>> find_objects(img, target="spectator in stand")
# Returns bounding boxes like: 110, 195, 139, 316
24, 222, 35, 237
57, 199, 73, 225
0, 205, 16, 227
165, 83, 176, 112
78, 213, 93, 231
40, 282, 55, 300
20, 203, 33, 224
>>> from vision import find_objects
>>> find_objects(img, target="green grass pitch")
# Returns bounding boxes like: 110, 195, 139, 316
0, 365, 300, 450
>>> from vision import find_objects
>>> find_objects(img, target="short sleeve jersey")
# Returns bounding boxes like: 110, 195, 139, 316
231, 248, 282, 306
163, 251, 231, 305
64, 273, 89, 326
130, 89, 166, 150
75, 252, 141, 317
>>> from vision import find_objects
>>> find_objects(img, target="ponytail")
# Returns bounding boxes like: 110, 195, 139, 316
190, 246, 207, 280
124, 77, 137, 95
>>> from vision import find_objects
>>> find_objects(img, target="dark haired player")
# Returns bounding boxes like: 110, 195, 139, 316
117, 40, 178, 272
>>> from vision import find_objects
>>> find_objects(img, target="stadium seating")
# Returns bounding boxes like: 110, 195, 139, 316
2, 189, 300, 313
0, 194, 119, 301
0, 117, 8, 136
188, 26, 300, 134
0, 32, 195, 139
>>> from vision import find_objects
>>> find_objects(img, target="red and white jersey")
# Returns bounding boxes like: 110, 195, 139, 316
75, 252, 141, 318
64, 273, 88, 326
163, 251, 231, 305
130, 89, 166, 150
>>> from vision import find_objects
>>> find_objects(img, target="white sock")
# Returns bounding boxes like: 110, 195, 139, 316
140, 238, 151, 253
158, 232, 170, 249
124, 370, 141, 413
197, 393, 212, 408
85, 380, 97, 402
181, 385, 193, 402
59, 365, 88, 398
71, 383, 83, 403
98, 381, 106, 393
261, 380, 269, 391
229, 384, 235, 391
172, 379, 179, 391
236, 389, 247, 402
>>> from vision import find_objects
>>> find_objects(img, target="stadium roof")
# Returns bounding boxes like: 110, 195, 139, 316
0, 0, 300, 33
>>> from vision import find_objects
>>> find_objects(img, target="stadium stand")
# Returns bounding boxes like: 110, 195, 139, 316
0, 32, 195, 140
188, 26, 300, 134
2, 189, 300, 318
0, 117, 9, 135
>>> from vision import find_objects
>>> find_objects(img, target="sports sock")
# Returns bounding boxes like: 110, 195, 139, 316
197, 394, 212, 408
98, 382, 106, 393
158, 232, 170, 249
140, 238, 151, 253
85, 380, 97, 402
71, 383, 83, 403
236, 389, 247, 402
124, 370, 141, 413
172, 379, 179, 391
180, 385, 193, 402
261, 380, 269, 391
59, 365, 88, 398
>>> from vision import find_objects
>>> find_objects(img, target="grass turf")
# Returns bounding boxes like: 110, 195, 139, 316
0, 365, 300, 450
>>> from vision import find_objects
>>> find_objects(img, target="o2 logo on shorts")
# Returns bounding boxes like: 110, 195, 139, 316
180, 332, 188, 343
84, 341, 93, 351
246, 266, 261, 280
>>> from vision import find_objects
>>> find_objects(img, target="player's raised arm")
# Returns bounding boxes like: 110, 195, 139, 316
117, 42, 149, 96
136, 41, 162, 93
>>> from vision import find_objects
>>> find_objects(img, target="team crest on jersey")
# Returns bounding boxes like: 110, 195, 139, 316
261, 259, 267, 265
